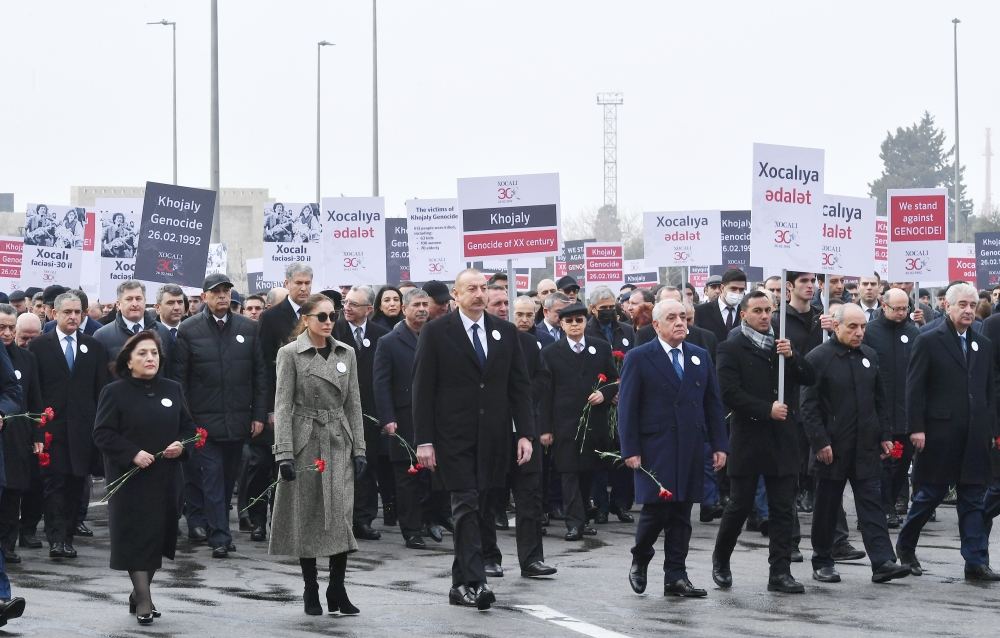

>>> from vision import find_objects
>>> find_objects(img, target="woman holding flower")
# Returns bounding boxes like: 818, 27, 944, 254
538, 302, 618, 542
93, 331, 195, 625
269, 294, 366, 617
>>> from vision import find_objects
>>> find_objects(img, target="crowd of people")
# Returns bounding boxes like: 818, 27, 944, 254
0, 262, 998, 626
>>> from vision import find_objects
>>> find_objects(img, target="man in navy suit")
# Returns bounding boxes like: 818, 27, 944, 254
694, 269, 747, 345
534, 292, 570, 346
42, 289, 99, 336
618, 299, 728, 598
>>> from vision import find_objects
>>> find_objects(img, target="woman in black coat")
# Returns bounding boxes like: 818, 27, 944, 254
371, 286, 403, 330
93, 331, 194, 626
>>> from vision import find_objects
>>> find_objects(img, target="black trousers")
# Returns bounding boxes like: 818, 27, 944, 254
450, 489, 496, 586
881, 439, 913, 514
78, 476, 91, 522
353, 451, 381, 526
377, 453, 396, 516
632, 501, 694, 583
236, 443, 251, 520
812, 476, 894, 571
392, 461, 430, 539
243, 444, 275, 529
0, 489, 22, 551
511, 466, 545, 568
561, 471, 594, 530
43, 472, 85, 545
714, 474, 796, 576
542, 448, 562, 512
19, 466, 43, 538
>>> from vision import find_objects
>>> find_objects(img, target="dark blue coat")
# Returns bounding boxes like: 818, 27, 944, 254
617, 339, 728, 503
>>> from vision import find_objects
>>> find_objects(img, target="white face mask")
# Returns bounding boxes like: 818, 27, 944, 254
724, 291, 744, 307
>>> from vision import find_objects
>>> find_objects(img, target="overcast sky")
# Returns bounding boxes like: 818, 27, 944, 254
2, 0, 997, 225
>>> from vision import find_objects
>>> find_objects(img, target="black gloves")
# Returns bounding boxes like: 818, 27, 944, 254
279, 460, 296, 481
353, 455, 367, 478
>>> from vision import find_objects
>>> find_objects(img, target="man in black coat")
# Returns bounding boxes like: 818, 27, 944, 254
333, 285, 389, 540
173, 274, 267, 558
413, 269, 535, 610
92, 280, 174, 375
535, 292, 569, 345
694, 268, 746, 345
712, 291, 815, 593
898, 283, 1000, 581
862, 288, 920, 527
0, 306, 42, 564
801, 303, 910, 585
251, 262, 314, 541
28, 292, 105, 559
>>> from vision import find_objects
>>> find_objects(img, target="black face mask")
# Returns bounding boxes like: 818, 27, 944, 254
597, 309, 616, 324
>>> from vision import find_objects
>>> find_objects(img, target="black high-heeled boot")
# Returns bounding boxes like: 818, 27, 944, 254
300, 558, 323, 615
327, 553, 359, 615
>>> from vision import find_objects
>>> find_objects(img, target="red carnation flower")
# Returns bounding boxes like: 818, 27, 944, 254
597, 373, 608, 383
39, 415, 48, 426
414, 463, 425, 471
407, 465, 418, 475
658, 487, 673, 501
996, 436, 1000, 449
314, 458, 326, 473
612, 350, 625, 360
37, 451, 51, 468
44, 432, 53, 449
43, 407, 55, 420
890, 441, 904, 460
194, 427, 208, 449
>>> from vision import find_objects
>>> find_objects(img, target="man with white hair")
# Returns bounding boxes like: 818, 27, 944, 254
898, 283, 1000, 581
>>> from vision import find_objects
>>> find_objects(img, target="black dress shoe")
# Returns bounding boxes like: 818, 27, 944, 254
615, 510, 634, 523
712, 556, 732, 588
426, 525, 444, 543
250, 526, 266, 542
128, 595, 161, 618
212, 546, 229, 558
226, 542, 237, 552
19, 534, 42, 549
494, 512, 510, 530
188, 526, 208, 543
767, 573, 805, 593
758, 517, 770, 537
484, 562, 504, 578
700, 504, 724, 523
137, 612, 154, 625
383, 503, 397, 527
2, 548, 20, 564
49, 543, 67, 559
354, 524, 382, 540
790, 549, 804, 563
745, 516, 760, 532
62, 543, 77, 558
448, 585, 477, 607
886, 513, 900, 529
964, 564, 1000, 581
664, 578, 707, 597
405, 536, 427, 550
872, 561, 912, 583
239, 517, 252, 532
521, 561, 557, 577
564, 527, 584, 541
541, 512, 550, 527
812, 566, 841, 583
594, 511, 609, 524
583, 525, 597, 536
831, 543, 866, 562
75, 522, 93, 537
474, 584, 496, 610
0, 597, 25, 627
628, 559, 649, 594
896, 547, 923, 576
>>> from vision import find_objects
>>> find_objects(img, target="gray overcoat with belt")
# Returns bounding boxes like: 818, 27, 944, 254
269, 332, 365, 558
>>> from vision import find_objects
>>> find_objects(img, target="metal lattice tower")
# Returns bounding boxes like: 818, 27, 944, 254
985, 128, 994, 217
596, 92, 623, 209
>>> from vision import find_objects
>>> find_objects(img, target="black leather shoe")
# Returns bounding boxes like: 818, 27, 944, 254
584, 525, 597, 536
484, 562, 504, 578
767, 573, 805, 593
872, 561, 912, 583
136, 612, 154, 625
383, 503, 397, 527
0, 597, 25, 627
758, 517, 770, 537
474, 584, 496, 610
886, 513, 900, 529
2, 548, 20, 564
628, 559, 649, 594
48, 543, 67, 559
239, 517, 252, 532
448, 585, 477, 607
594, 511, 609, 524
62, 543, 77, 558
188, 526, 208, 543
615, 510, 634, 523
790, 549, 804, 563
405, 536, 427, 550
211, 546, 228, 558
75, 522, 93, 537
564, 527, 584, 541
700, 504, 724, 523
812, 566, 841, 583
354, 524, 381, 540
19, 534, 42, 549
712, 558, 732, 589
226, 543, 237, 552
426, 525, 444, 543
494, 512, 510, 530
831, 544, 866, 562
896, 546, 923, 576
664, 578, 707, 597
250, 526, 266, 542
964, 564, 1000, 581
521, 561, 557, 577
128, 595, 161, 618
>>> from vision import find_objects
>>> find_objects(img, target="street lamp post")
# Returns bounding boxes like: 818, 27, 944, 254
147, 19, 177, 185
372, 0, 379, 197
952, 18, 962, 241
317, 41, 334, 204
210, 0, 220, 242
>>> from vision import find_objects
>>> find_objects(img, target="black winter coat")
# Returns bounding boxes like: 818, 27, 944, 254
173, 310, 267, 442
715, 331, 815, 477
256, 298, 299, 447
92, 314, 175, 378
585, 317, 637, 353
3, 345, 43, 491
800, 339, 890, 481
373, 321, 419, 464
333, 318, 388, 456
862, 315, 919, 435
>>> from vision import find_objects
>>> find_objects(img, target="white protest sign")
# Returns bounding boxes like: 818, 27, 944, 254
751, 143, 824, 271
262, 202, 321, 281
887, 188, 947, 281
583, 242, 624, 291
20, 203, 85, 288
457, 173, 560, 260
321, 197, 386, 288
819, 195, 876, 276
643, 210, 722, 267
406, 198, 462, 281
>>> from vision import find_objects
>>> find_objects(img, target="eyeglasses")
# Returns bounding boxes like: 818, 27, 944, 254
305, 312, 335, 323
344, 300, 371, 309
561, 316, 586, 324
885, 305, 908, 313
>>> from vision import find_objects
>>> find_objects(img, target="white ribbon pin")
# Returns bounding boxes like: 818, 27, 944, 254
236, 334, 245, 344
587, 346, 596, 355
79, 344, 88, 354
691, 355, 701, 366
161, 398, 173, 408
862, 358, 871, 368
336, 361, 347, 373
362, 338, 371, 348
622, 338, 630, 346
14, 370, 21, 380
492, 330, 501, 341
536, 341, 542, 350
900, 335, 909, 344
972, 341, 979, 352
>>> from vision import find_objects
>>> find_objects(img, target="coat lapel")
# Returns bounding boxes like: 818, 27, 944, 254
294, 332, 345, 392
446, 313, 482, 372
647, 342, 680, 388
483, 315, 501, 376
940, 327, 968, 369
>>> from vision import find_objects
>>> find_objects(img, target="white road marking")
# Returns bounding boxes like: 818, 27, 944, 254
516, 605, 633, 638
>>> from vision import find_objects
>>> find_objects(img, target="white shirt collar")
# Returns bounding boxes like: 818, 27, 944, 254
55, 327, 75, 342
567, 335, 586, 350
349, 319, 367, 335
543, 319, 559, 333
123, 316, 144, 332
459, 310, 485, 334
861, 300, 879, 311
288, 298, 301, 315
718, 296, 735, 314
658, 337, 683, 357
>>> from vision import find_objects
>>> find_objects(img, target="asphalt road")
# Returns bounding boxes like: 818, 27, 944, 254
8, 485, 1000, 637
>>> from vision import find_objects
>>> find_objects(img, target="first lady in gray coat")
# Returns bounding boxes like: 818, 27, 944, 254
269, 293, 366, 616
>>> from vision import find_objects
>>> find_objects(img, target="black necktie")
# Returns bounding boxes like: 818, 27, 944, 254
471, 324, 487, 368
132, 323, 141, 335
725, 307, 735, 330
217, 319, 225, 331
170, 327, 178, 343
